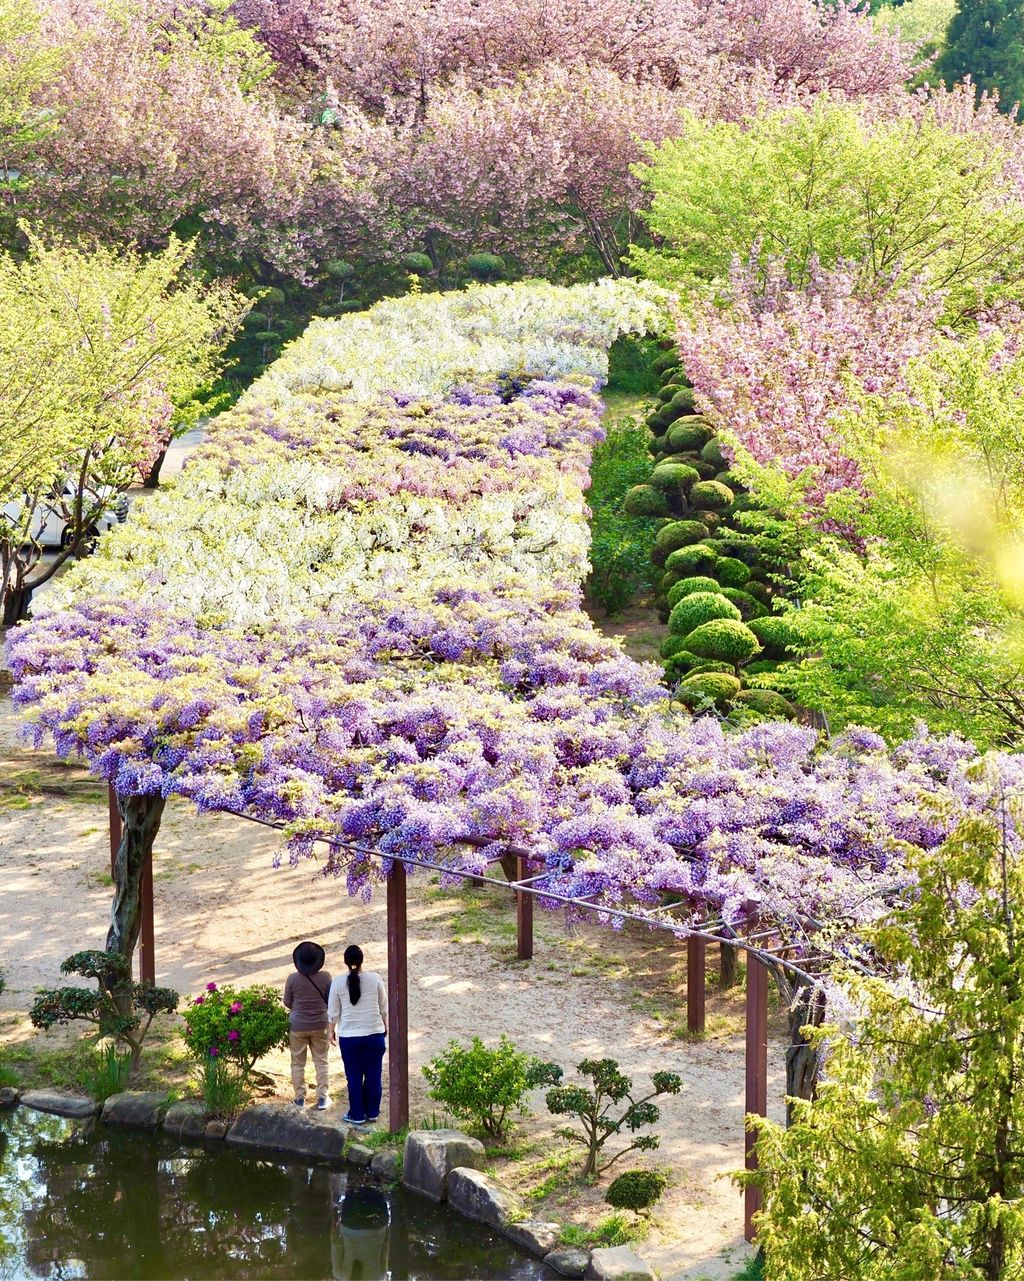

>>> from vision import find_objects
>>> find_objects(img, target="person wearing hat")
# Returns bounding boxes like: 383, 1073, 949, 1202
283, 941, 333, 1109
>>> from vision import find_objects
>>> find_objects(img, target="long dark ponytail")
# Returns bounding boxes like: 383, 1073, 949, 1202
344, 944, 363, 1005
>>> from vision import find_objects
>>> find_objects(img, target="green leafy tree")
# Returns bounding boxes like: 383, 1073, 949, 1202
630, 103, 1024, 321
748, 768, 1024, 1280
422, 1035, 561, 1140
546, 1058, 682, 1178
29, 951, 178, 1071
0, 0, 61, 244
937, 0, 1024, 119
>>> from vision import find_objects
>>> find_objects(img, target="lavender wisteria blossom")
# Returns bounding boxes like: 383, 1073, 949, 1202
5, 280, 1000, 953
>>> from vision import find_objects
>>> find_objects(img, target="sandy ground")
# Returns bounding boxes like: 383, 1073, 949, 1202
0, 698, 786, 1281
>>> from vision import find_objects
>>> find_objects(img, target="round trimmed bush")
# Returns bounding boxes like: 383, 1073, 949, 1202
700, 437, 729, 470
402, 251, 434, 274
657, 381, 685, 402
623, 485, 670, 517
715, 556, 750, 587
466, 252, 505, 281
669, 591, 741, 637
683, 619, 761, 664
654, 520, 711, 555
663, 543, 718, 576
649, 463, 700, 492
606, 1169, 668, 1212
651, 349, 681, 375
690, 480, 734, 510
721, 588, 766, 619
749, 615, 801, 660
744, 580, 772, 604
715, 470, 744, 490
659, 453, 701, 468
675, 671, 742, 708
666, 576, 721, 608
729, 493, 766, 515
744, 659, 780, 676
660, 633, 690, 660
734, 689, 796, 719
667, 418, 715, 452
669, 387, 696, 415
242, 310, 269, 330
686, 660, 736, 675
659, 570, 681, 593
325, 259, 355, 281
664, 650, 701, 679
260, 286, 286, 306
690, 460, 718, 479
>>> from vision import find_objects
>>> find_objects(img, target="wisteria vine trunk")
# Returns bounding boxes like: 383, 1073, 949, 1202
106, 792, 165, 1010
784, 973, 827, 1118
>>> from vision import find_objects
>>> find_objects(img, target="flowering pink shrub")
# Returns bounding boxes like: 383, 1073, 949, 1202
180, 983, 288, 1073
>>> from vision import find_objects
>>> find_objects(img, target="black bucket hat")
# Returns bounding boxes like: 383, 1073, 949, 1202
293, 941, 326, 975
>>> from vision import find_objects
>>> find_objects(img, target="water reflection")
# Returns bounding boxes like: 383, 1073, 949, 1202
0, 1110, 548, 1280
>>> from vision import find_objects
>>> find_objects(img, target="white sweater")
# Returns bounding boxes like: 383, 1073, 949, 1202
328, 970, 387, 1038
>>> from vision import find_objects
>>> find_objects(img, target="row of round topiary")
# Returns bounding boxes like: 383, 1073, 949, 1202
620, 345, 799, 719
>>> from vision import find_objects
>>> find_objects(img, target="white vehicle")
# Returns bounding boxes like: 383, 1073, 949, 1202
2, 483, 130, 549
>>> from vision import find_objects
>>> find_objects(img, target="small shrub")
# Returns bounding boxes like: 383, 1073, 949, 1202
546, 1058, 682, 1178
721, 588, 765, 620
181, 983, 288, 1074
666, 576, 721, 607
649, 463, 699, 493
659, 634, 690, 660
466, 252, 505, 281
402, 252, 434, 274
675, 672, 742, 708
668, 386, 696, 415
606, 1168, 668, 1212
423, 1035, 561, 1140
689, 480, 735, 510
748, 614, 801, 660
654, 520, 711, 556
86, 1043, 133, 1102
668, 591, 740, 637
716, 556, 751, 587
662, 543, 718, 576
622, 484, 669, 518
733, 689, 796, 719
194, 1054, 251, 1120
684, 619, 761, 664
666, 418, 714, 452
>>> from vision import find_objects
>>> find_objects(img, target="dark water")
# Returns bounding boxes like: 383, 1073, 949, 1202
0, 1109, 551, 1280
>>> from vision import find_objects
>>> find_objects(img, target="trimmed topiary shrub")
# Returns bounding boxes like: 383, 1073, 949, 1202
623, 485, 670, 517
653, 520, 711, 557
242, 310, 269, 330
663, 649, 701, 677
744, 580, 773, 605
689, 480, 735, 510
667, 418, 715, 452
734, 689, 796, 718
606, 1169, 668, 1212
744, 659, 781, 676
715, 556, 751, 587
660, 571, 681, 593
663, 543, 718, 576
668, 591, 741, 637
700, 438, 729, 470
666, 576, 721, 609
748, 615, 801, 660
660, 633, 690, 660
683, 619, 761, 664
669, 387, 696, 415
649, 463, 700, 492
651, 349, 682, 376
466, 252, 506, 281
686, 660, 736, 675
657, 381, 684, 402
675, 671, 742, 707
721, 588, 766, 619
402, 251, 434, 274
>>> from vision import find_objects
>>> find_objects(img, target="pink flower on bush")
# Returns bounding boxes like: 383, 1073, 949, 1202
209, 1046, 219, 1057
227, 1029, 240, 1042
193, 996, 205, 1005
206, 982, 218, 992
229, 1001, 242, 1015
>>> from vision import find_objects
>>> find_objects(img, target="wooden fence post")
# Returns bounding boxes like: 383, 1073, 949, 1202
687, 935, 706, 1034
387, 862, 410, 1132
516, 855, 534, 961
744, 954, 769, 1242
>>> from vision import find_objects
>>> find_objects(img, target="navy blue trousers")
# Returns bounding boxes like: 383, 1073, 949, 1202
339, 1032, 386, 1121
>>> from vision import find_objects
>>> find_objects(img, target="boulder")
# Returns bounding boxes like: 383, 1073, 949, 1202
226, 1103, 349, 1161
162, 1100, 207, 1141
205, 1120, 229, 1140
346, 1142, 373, 1167
505, 1219, 561, 1257
21, 1089, 99, 1120
545, 1249, 590, 1279
102, 1091, 168, 1128
369, 1150, 401, 1182
402, 1129, 485, 1202
585, 1246, 657, 1281
0, 1087, 20, 1108
447, 1167, 520, 1230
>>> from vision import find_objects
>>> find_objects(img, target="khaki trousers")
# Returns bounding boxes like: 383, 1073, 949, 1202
289, 1029, 330, 1100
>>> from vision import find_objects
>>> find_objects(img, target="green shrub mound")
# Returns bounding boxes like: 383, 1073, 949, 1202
729, 493, 767, 515
424, 1035, 561, 1140
663, 543, 718, 575
666, 576, 721, 608
660, 633, 690, 660
649, 463, 700, 492
623, 485, 670, 517
606, 1169, 668, 1212
744, 580, 773, 605
687, 660, 736, 675
690, 480, 735, 510
657, 381, 685, 402
711, 534, 760, 566
651, 349, 683, 376
402, 252, 434, 274
659, 453, 702, 468
242, 310, 269, 330
260, 286, 286, 306
744, 659, 781, 676
715, 556, 750, 587
667, 417, 715, 452
669, 591, 741, 637
663, 649, 701, 676
734, 689, 796, 718
721, 587, 766, 619
466, 252, 505, 281
646, 410, 671, 433
660, 571, 681, 593
683, 618, 761, 664
749, 614, 801, 659
700, 438, 728, 470
251, 330, 282, 343
654, 520, 711, 556
675, 671, 742, 707
669, 387, 696, 415
715, 470, 745, 490
690, 459, 718, 479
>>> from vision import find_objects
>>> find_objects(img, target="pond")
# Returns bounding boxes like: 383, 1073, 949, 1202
0, 1109, 553, 1280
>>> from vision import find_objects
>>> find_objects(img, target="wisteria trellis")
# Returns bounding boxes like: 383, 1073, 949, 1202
6, 279, 1014, 954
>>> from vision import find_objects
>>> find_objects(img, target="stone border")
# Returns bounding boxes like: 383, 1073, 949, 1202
5, 1091, 659, 1279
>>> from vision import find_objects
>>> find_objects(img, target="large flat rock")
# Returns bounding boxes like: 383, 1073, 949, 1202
585, 1246, 658, 1281
506, 1219, 562, 1258
226, 1103, 350, 1161
21, 1089, 99, 1120
448, 1167, 520, 1230
546, 1248, 591, 1279
402, 1129, 485, 1202
102, 1091, 168, 1128
163, 1100, 207, 1141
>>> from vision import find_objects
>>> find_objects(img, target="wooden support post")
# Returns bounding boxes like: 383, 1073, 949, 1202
516, 855, 534, 961
139, 846, 156, 985
108, 782, 121, 879
687, 935, 706, 1034
744, 954, 769, 1242
387, 861, 410, 1133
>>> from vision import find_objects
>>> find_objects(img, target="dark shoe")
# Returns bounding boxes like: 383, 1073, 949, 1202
342, 1113, 366, 1125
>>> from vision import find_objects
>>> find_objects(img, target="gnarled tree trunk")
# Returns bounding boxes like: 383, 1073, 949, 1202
784, 975, 827, 1121
106, 792, 165, 1012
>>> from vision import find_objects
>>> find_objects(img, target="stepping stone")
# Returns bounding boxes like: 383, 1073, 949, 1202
102, 1091, 168, 1128
505, 1219, 561, 1257
21, 1089, 99, 1120
585, 1245, 657, 1280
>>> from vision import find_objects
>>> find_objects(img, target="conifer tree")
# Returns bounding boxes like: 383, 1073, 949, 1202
937, 0, 1024, 118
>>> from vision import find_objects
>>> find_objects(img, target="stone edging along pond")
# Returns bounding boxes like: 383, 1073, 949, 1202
1, 1088, 659, 1281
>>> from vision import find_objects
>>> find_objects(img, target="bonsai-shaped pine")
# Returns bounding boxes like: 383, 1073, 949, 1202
423, 1035, 562, 1140
546, 1058, 682, 1178
30, 950, 178, 1071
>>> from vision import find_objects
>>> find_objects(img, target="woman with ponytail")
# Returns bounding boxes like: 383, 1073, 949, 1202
327, 944, 388, 1125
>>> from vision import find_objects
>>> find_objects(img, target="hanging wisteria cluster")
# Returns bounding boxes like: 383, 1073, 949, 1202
5, 280, 1006, 941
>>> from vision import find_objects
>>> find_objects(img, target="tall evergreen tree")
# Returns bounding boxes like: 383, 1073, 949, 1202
937, 0, 1024, 118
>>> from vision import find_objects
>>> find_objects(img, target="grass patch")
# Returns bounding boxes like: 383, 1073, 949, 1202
559, 1213, 643, 1247
732, 1254, 764, 1280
